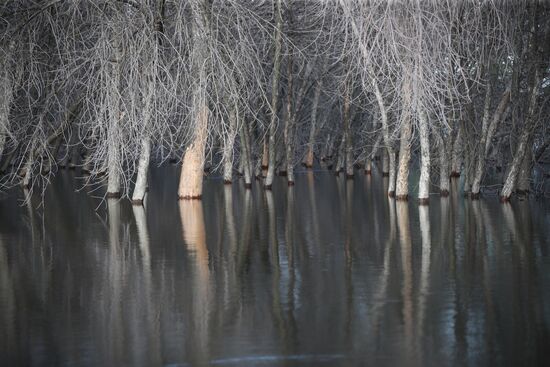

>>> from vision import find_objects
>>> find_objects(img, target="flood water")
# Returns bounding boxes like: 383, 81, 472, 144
1, 167, 550, 366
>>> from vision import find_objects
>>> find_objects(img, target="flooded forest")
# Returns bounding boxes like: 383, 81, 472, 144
1, 1, 550, 366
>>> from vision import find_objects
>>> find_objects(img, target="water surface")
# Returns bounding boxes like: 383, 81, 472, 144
1, 167, 549, 366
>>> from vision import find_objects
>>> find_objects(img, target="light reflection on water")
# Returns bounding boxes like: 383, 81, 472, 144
0, 166, 549, 366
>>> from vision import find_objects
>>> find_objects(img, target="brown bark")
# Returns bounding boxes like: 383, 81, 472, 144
178, 104, 209, 200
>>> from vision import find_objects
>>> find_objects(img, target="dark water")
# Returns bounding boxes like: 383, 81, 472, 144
1, 167, 550, 366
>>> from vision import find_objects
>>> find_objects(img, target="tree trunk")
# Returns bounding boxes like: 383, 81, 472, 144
501, 3, 547, 201
517, 149, 532, 194
255, 154, 263, 179
534, 137, 550, 163
396, 116, 413, 200
285, 58, 312, 184
471, 87, 511, 198
500, 70, 540, 202
0, 62, 14, 158
276, 137, 286, 176
132, 137, 150, 205
372, 80, 395, 195
106, 133, 121, 198
261, 140, 269, 170
343, 88, 354, 179
264, 0, 283, 190
178, 103, 209, 199
178, 3, 210, 200
325, 134, 335, 164
21, 140, 35, 189
388, 151, 397, 197
418, 110, 430, 204
382, 149, 389, 176
239, 117, 252, 189
365, 132, 381, 174
396, 75, 413, 200
304, 79, 322, 168
285, 130, 295, 184
450, 126, 463, 177
338, 0, 395, 194
335, 136, 345, 175
462, 146, 473, 196
106, 31, 122, 198
437, 132, 450, 196
222, 106, 237, 184
284, 56, 295, 185
470, 79, 493, 197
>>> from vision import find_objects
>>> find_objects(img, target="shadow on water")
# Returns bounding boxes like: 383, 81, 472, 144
0, 167, 550, 366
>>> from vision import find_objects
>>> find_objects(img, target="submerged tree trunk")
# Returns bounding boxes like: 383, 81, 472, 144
388, 151, 397, 197
276, 140, 286, 176
222, 106, 238, 184
284, 57, 312, 185
178, 3, 210, 200
500, 4, 546, 201
21, 140, 35, 189
106, 33, 122, 198
450, 126, 463, 177
334, 136, 345, 175
462, 145, 473, 196
239, 117, 252, 189
396, 118, 412, 200
437, 132, 451, 196
178, 103, 209, 199
469, 79, 493, 198
500, 71, 540, 202
283, 56, 294, 184
343, 87, 354, 179
417, 110, 430, 204
304, 78, 322, 168
396, 76, 413, 200
132, 39, 155, 203
517, 150, 532, 194
264, 0, 283, 190
373, 82, 395, 195
339, 0, 395, 194
106, 133, 121, 197
324, 134, 335, 165
132, 137, 150, 205
365, 132, 381, 174
382, 149, 389, 176
471, 86, 511, 198
261, 140, 269, 170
